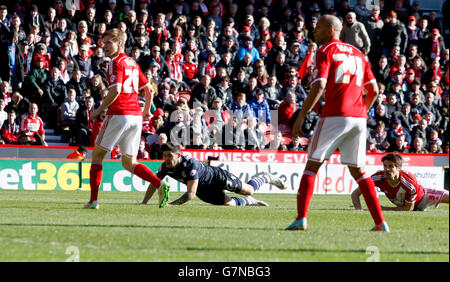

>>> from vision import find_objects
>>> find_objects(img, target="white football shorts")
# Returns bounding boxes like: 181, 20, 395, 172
415, 188, 447, 211
307, 116, 367, 167
95, 115, 143, 157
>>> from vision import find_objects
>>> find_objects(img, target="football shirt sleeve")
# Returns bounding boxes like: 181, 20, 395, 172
186, 160, 202, 181
370, 172, 384, 192
311, 50, 331, 86
402, 171, 419, 203
108, 61, 124, 89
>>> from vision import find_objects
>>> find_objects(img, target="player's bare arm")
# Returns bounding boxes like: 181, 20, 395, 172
292, 79, 326, 137
381, 202, 415, 211
169, 179, 198, 205
352, 187, 415, 211
90, 85, 121, 120
141, 183, 157, 204
142, 84, 154, 120
351, 188, 363, 211
363, 81, 379, 112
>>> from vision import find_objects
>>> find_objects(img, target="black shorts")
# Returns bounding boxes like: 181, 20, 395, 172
195, 168, 243, 205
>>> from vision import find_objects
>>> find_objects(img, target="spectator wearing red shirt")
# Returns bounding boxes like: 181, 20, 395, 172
19, 103, 47, 146
182, 50, 199, 86
148, 108, 166, 135
389, 55, 407, 79
32, 43, 51, 70
278, 91, 298, 132
255, 30, 273, 59
165, 49, 183, 84
199, 52, 217, 79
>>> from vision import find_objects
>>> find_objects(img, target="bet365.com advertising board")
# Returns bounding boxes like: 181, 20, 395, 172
0, 159, 162, 192
0, 159, 445, 194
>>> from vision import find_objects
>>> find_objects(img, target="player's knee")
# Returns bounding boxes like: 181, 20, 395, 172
121, 159, 133, 172
92, 146, 107, 161
348, 166, 365, 180
239, 184, 253, 195
305, 160, 322, 172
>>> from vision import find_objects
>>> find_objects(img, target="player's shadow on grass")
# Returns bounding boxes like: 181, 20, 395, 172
181, 246, 448, 256
0, 222, 272, 232
1, 222, 448, 256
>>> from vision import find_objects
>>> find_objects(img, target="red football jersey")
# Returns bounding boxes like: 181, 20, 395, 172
182, 62, 198, 80
311, 39, 376, 118
371, 170, 425, 207
20, 114, 45, 135
107, 53, 149, 116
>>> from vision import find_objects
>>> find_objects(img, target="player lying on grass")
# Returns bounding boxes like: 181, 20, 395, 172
352, 153, 449, 211
141, 142, 286, 207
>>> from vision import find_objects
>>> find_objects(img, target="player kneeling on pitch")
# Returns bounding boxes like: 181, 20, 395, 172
141, 142, 286, 207
352, 153, 449, 211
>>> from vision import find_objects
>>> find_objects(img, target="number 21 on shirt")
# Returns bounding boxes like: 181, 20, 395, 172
333, 54, 363, 86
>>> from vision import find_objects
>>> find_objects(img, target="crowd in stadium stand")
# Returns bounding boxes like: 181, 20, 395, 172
0, 0, 448, 157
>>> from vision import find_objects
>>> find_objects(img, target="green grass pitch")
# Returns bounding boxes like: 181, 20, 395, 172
0, 190, 448, 262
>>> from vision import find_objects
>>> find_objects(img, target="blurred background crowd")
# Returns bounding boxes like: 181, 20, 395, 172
0, 0, 448, 158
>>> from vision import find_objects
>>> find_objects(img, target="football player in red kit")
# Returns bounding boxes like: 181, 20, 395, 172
352, 153, 449, 211
84, 28, 169, 209
286, 15, 389, 231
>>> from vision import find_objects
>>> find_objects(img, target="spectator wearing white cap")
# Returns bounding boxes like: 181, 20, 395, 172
74, 44, 93, 79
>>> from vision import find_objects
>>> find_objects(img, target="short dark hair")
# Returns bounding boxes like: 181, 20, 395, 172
77, 146, 87, 153
381, 153, 403, 168
161, 142, 181, 154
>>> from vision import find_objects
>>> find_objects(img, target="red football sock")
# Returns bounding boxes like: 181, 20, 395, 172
89, 163, 103, 203
296, 170, 317, 220
132, 163, 161, 188
357, 173, 385, 225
